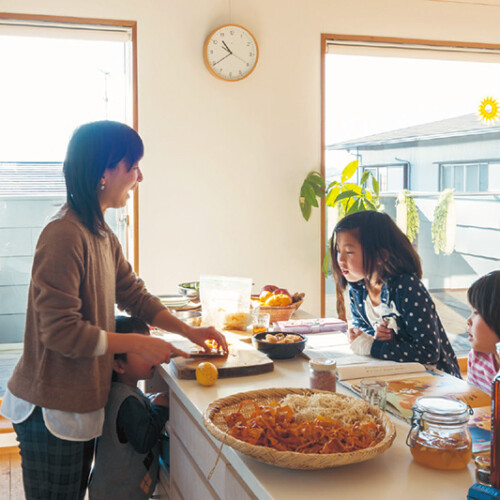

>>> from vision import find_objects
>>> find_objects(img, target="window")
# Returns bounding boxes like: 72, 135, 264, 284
0, 15, 136, 343
362, 164, 408, 192
440, 162, 489, 192
323, 35, 500, 317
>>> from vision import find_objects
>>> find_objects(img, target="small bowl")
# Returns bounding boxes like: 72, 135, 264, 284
252, 332, 307, 360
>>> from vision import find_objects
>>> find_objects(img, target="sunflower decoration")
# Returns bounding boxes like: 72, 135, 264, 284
478, 96, 500, 124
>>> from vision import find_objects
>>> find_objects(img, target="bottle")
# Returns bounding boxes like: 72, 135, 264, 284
490, 343, 500, 489
309, 358, 337, 392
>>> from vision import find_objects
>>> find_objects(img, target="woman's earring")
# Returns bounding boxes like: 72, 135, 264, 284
100, 183, 105, 191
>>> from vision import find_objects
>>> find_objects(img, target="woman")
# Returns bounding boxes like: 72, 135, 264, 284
0, 121, 227, 499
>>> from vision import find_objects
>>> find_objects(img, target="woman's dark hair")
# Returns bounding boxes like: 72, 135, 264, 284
330, 210, 422, 290
467, 270, 500, 339
63, 121, 144, 235
114, 315, 150, 363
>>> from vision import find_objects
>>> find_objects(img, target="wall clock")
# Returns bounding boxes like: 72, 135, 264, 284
203, 24, 258, 81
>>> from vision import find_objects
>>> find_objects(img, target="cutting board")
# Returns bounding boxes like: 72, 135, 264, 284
171, 345, 274, 380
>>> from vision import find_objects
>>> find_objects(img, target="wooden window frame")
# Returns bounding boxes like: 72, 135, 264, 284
0, 11, 140, 273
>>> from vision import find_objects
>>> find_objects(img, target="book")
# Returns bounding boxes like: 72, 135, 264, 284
275, 317, 347, 334
343, 370, 492, 454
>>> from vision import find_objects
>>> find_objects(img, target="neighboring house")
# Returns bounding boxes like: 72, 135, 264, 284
0, 162, 124, 343
326, 113, 500, 289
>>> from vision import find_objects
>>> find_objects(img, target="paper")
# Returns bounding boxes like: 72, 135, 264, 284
337, 361, 426, 381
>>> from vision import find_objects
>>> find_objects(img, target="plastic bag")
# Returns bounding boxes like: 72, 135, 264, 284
200, 275, 252, 331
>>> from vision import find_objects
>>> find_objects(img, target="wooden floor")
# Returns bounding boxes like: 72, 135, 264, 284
0, 452, 24, 500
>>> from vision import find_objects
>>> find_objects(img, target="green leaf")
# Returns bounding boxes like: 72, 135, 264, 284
341, 160, 359, 182
327, 180, 339, 190
299, 197, 312, 220
300, 182, 318, 207
322, 251, 331, 277
360, 170, 370, 185
346, 198, 362, 214
343, 183, 363, 195
306, 171, 326, 188
371, 176, 380, 195
311, 182, 325, 198
364, 198, 379, 211
334, 189, 358, 203
325, 185, 340, 207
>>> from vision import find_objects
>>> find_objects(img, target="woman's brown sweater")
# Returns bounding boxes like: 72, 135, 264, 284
8, 207, 165, 413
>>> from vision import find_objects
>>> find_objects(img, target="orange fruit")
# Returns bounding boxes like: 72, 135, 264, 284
195, 362, 218, 386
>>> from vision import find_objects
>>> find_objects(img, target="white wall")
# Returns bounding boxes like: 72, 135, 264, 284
3, 0, 500, 316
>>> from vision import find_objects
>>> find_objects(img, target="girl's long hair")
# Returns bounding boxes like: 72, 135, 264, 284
63, 121, 144, 235
467, 270, 500, 339
330, 211, 422, 290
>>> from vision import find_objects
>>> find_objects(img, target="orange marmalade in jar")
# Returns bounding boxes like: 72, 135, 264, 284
406, 396, 472, 470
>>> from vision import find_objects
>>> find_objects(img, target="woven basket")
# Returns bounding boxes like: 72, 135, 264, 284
203, 388, 396, 470
255, 298, 304, 323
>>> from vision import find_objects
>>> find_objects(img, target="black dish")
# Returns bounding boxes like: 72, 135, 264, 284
252, 331, 307, 360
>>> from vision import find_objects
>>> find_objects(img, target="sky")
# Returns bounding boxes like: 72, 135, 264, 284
0, 35, 131, 162
325, 53, 500, 174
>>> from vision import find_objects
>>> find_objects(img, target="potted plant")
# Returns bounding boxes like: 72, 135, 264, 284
396, 189, 420, 244
299, 160, 380, 320
431, 188, 456, 255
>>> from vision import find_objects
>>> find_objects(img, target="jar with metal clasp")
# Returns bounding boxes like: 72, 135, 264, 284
406, 396, 473, 470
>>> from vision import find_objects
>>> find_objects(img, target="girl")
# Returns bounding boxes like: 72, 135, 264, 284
466, 271, 500, 394
0, 121, 227, 499
331, 210, 461, 377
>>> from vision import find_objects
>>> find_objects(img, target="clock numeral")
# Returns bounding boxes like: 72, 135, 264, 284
210, 50, 213, 54
249, 52, 254, 57
219, 32, 224, 37
230, 31, 234, 36
246, 63, 250, 67
239, 70, 243, 75
213, 40, 218, 45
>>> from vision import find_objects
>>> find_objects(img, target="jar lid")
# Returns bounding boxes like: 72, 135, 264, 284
413, 396, 470, 424
309, 358, 336, 371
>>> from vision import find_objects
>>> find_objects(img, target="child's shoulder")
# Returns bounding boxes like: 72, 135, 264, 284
387, 273, 423, 288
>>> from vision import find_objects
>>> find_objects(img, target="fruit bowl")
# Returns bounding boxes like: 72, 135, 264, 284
252, 332, 307, 359
252, 296, 304, 323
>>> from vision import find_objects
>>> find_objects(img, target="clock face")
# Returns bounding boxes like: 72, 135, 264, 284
204, 25, 258, 81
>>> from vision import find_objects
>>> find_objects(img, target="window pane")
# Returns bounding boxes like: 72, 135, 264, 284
386, 167, 405, 192
465, 164, 479, 192
454, 165, 464, 192
488, 164, 500, 190
441, 165, 452, 189
480, 164, 489, 191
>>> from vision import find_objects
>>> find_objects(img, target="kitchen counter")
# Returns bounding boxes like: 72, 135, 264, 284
154, 330, 476, 500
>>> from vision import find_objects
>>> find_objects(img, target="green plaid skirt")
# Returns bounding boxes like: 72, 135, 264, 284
13, 406, 94, 500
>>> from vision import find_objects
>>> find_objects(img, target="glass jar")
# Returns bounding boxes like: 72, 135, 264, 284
474, 453, 491, 486
309, 358, 337, 392
406, 396, 473, 470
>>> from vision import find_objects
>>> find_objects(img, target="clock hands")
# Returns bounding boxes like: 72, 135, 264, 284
212, 53, 232, 66
221, 40, 232, 54
230, 53, 248, 65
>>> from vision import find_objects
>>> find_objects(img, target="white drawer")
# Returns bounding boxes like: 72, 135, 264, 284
170, 393, 257, 500
170, 394, 226, 497
170, 432, 218, 500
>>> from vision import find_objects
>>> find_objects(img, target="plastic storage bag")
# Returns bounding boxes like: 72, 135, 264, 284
200, 275, 252, 331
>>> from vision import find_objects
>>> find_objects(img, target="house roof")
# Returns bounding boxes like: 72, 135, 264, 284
0, 162, 65, 196
326, 113, 500, 150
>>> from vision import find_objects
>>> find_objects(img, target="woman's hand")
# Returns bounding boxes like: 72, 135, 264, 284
374, 321, 394, 342
151, 392, 169, 407
347, 327, 363, 344
186, 326, 229, 354
140, 336, 190, 364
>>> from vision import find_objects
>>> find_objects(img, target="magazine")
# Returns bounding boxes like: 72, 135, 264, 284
275, 317, 347, 334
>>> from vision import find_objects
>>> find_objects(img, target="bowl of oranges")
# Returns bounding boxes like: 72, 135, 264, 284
252, 285, 305, 323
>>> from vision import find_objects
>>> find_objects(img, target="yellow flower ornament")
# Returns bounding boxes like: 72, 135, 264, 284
478, 96, 500, 123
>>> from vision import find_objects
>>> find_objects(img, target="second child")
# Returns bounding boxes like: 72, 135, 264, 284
89, 316, 169, 500
331, 210, 461, 377
466, 271, 500, 394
